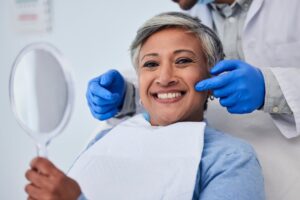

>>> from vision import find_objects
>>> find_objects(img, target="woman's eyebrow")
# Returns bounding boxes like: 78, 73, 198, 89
141, 53, 159, 61
174, 49, 196, 56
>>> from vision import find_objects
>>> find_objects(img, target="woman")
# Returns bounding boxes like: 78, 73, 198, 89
25, 12, 265, 200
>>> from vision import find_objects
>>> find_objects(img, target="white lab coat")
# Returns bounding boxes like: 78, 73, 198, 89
189, 0, 300, 139
188, 0, 300, 199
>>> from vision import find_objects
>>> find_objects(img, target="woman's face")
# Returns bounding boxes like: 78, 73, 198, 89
138, 28, 209, 126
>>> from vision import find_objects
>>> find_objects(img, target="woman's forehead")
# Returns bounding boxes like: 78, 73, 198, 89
139, 28, 203, 56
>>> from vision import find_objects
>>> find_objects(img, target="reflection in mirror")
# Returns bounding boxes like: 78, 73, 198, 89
9, 43, 74, 157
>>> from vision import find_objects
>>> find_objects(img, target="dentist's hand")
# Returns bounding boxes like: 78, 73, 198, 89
195, 60, 265, 113
25, 157, 81, 200
86, 69, 126, 120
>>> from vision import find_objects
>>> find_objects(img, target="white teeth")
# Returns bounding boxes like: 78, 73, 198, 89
157, 92, 182, 99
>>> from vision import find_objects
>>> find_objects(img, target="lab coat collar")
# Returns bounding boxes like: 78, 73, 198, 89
243, 0, 264, 31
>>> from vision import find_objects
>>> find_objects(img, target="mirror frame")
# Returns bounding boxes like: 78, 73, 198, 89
9, 42, 74, 143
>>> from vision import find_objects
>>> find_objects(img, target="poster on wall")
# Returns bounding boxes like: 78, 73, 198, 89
12, 0, 52, 33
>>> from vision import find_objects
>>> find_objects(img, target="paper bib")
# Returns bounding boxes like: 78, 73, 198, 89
68, 114, 206, 200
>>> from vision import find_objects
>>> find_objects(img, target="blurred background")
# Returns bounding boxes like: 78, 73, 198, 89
0, 0, 179, 199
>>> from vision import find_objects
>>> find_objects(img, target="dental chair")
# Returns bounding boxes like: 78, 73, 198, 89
206, 101, 300, 200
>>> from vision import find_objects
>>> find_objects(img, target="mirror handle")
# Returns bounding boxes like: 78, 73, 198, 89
36, 142, 49, 158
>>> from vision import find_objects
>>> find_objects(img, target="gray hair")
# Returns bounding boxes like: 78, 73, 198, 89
130, 12, 225, 71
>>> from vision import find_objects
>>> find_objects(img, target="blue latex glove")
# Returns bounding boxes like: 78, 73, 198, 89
86, 69, 126, 120
195, 60, 265, 114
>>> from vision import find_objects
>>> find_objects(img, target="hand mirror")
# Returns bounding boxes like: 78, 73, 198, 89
9, 43, 74, 157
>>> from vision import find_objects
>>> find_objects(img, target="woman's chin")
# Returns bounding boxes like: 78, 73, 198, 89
150, 115, 181, 126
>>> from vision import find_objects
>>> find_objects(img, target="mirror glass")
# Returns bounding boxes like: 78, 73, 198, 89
9, 43, 74, 157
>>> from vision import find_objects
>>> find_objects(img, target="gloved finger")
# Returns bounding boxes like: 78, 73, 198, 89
100, 69, 119, 87
89, 101, 116, 114
88, 101, 119, 120
88, 101, 103, 120
210, 60, 241, 75
219, 95, 238, 108
86, 90, 119, 106
213, 83, 237, 98
87, 92, 119, 106
89, 81, 115, 100
98, 108, 119, 120
88, 101, 99, 118
195, 72, 233, 91
227, 104, 253, 114
86, 78, 99, 100
88, 76, 101, 84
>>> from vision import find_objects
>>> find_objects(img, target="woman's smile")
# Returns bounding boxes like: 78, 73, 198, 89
151, 90, 186, 104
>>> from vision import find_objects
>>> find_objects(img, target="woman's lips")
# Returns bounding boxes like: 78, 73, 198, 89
151, 91, 186, 104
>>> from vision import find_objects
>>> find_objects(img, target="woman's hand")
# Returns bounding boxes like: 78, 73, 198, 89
25, 157, 81, 200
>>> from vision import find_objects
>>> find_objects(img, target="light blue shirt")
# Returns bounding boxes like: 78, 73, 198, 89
76, 125, 265, 200
193, 126, 265, 199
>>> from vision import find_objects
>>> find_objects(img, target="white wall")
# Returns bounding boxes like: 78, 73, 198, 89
0, 0, 179, 199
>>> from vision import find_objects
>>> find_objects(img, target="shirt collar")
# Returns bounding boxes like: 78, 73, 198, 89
209, 0, 252, 18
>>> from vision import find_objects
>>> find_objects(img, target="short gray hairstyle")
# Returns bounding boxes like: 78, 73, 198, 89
130, 12, 225, 71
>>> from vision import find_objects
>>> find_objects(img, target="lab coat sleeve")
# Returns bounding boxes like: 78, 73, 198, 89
106, 79, 145, 126
260, 68, 292, 114
114, 80, 136, 118
268, 68, 300, 138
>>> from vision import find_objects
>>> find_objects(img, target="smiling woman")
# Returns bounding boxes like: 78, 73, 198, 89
138, 28, 209, 125
24, 12, 265, 200
131, 12, 224, 126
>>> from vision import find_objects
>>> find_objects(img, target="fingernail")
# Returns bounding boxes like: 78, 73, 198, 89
30, 158, 37, 167
100, 78, 106, 85
210, 68, 217, 74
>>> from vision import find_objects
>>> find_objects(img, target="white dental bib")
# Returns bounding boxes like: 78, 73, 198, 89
68, 114, 206, 200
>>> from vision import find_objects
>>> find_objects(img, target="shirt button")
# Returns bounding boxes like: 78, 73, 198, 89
228, 17, 236, 23
272, 106, 279, 113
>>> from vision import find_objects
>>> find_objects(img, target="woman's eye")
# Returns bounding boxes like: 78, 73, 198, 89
143, 61, 159, 68
176, 58, 193, 64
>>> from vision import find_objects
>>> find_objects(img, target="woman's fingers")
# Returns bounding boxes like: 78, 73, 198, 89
30, 157, 63, 177
25, 183, 44, 200
25, 169, 53, 189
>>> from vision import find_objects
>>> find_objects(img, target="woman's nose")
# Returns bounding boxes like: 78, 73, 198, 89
155, 66, 178, 86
